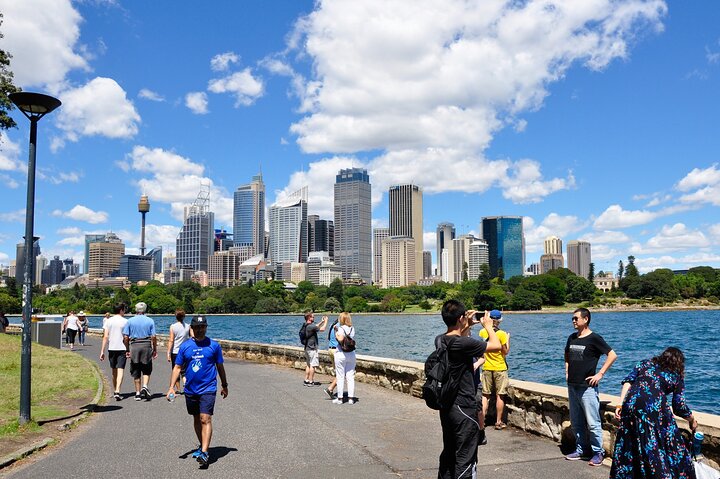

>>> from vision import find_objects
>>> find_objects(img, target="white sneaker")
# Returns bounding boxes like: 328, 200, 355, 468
348, 399, 355, 405
332, 398, 343, 404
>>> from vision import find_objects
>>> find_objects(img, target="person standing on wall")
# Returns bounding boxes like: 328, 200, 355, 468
564, 307, 617, 466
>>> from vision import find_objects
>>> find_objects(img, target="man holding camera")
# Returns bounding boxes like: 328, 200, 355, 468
436, 300, 502, 479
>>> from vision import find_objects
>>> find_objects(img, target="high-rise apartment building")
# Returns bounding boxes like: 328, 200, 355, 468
176, 190, 215, 274
208, 250, 241, 287
381, 236, 416, 288
389, 184, 424, 281
84, 234, 106, 274
268, 188, 308, 264
567, 240, 592, 279
233, 173, 265, 256
422, 251, 432, 279
451, 235, 475, 283
372, 227, 390, 284
468, 239, 489, 280
15, 240, 41, 284
88, 232, 125, 278
436, 223, 456, 281
481, 216, 525, 279
308, 215, 334, 260
544, 236, 563, 255
334, 168, 372, 283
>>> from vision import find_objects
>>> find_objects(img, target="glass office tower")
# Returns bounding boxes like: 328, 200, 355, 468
481, 216, 525, 279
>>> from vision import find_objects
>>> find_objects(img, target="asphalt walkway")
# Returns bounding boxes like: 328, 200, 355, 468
2, 337, 609, 479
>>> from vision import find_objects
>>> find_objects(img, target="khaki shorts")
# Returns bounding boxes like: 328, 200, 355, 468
482, 370, 509, 396
305, 349, 319, 367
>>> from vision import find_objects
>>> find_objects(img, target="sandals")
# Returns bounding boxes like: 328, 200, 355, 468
495, 422, 507, 430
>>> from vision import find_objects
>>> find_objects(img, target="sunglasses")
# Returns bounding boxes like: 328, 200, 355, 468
571, 316, 582, 321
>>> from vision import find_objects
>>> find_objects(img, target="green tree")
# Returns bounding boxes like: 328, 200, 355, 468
565, 275, 596, 303
505, 275, 524, 293
477, 264, 491, 291
496, 267, 505, 283
419, 299, 432, 311
688, 266, 717, 283
345, 296, 369, 312
328, 278, 344, 308
587, 263, 595, 282
617, 260, 624, 280
221, 285, 259, 313
508, 287, 543, 310
462, 261, 469, 282
0, 291, 21, 313
0, 15, 21, 131
293, 281, 315, 304
253, 297, 288, 313
640, 268, 679, 301
474, 287, 509, 310
323, 296, 342, 312
303, 292, 324, 312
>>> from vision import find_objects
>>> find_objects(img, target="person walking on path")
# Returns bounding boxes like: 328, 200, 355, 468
564, 307, 617, 466
436, 301, 501, 479
0, 312, 9, 333
167, 309, 191, 394
63, 310, 80, 350
324, 317, 340, 399
302, 311, 328, 386
100, 303, 129, 400
333, 312, 356, 404
610, 347, 698, 478
123, 301, 157, 401
479, 309, 510, 430
77, 311, 89, 346
167, 315, 228, 468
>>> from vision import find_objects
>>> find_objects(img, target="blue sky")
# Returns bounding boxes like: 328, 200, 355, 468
0, 0, 719, 275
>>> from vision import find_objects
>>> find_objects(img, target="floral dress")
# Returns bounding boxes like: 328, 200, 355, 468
610, 359, 696, 479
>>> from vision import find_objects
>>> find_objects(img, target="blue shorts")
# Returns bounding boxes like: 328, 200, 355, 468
185, 393, 216, 416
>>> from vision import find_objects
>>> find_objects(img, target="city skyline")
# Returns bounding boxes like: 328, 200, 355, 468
1, 1, 720, 276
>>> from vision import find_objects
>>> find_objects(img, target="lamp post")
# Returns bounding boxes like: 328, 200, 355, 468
9, 92, 61, 425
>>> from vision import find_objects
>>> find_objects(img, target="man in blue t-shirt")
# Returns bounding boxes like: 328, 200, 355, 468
167, 315, 228, 467
122, 302, 157, 401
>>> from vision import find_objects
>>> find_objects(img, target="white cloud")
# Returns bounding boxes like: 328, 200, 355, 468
0, 0, 89, 91
123, 146, 233, 226
676, 164, 720, 192
0, 252, 9, 263
594, 204, 659, 230
579, 230, 630, 245
57, 236, 84, 246
53, 77, 141, 149
185, 92, 209, 115
208, 69, 264, 107
523, 213, 586, 253
638, 223, 711, 253
0, 133, 24, 172
0, 209, 25, 222
423, 231, 437, 253
57, 226, 82, 236
634, 252, 720, 273
0, 174, 19, 189
138, 88, 165, 102
52, 205, 109, 224
210, 52, 240, 72
38, 169, 82, 184
277, 0, 664, 202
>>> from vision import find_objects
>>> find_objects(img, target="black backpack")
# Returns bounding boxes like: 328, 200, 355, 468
299, 323, 309, 346
339, 326, 356, 352
422, 336, 459, 410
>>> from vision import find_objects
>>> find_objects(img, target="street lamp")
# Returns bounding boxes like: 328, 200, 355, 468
9, 92, 61, 425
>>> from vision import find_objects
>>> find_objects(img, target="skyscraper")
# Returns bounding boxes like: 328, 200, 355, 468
541, 235, 564, 273
468, 240, 489, 280
88, 232, 125, 278
381, 236, 416, 288
334, 168, 372, 283
176, 189, 215, 273
436, 222, 456, 281
451, 235, 475, 283
544, 236, 563, 255
567, 240, 592, 279
389, 184, 424, 282
15, 240, 41, 284
268, 188, 308, 264
422, 250, 432, 279
481, 216, 525, 279
233, 173, 265, 257
372, 227, 390, 284
84, 234, 106, 274
147, 246, 163, 274
118, 254, 154, 282
308, 215, 334, 260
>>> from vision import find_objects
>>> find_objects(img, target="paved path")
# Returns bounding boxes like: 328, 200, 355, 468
3, 337, 609, 479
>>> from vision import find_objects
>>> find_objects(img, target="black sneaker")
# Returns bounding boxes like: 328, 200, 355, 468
312, 381, 321, 386
135, 393, 141, 401
141, 387, 150, 400
303, 380, 311, 387
324, 388, 334, 399
114, 392, 122, 401
478, 429, 487, 446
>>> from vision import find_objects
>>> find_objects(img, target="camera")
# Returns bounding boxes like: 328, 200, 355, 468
474, 312, 483, 321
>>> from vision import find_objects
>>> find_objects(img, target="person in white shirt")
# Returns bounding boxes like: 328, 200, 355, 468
100, 303, 129, 400
63, 311, 80, 351
333, 312, 357, 405
167, 309, 191, 394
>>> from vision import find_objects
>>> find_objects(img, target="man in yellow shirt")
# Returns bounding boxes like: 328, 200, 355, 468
479, 310, 510, 429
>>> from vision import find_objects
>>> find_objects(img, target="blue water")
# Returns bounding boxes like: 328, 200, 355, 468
81, 310, 720, 415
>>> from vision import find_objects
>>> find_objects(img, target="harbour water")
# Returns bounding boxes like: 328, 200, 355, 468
81, 309, 719, 415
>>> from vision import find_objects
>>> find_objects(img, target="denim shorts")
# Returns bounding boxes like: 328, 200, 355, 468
185, 392, 216, 416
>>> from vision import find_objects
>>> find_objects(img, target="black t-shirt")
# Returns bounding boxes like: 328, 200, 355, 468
565, 332, 612, 386
435, 334, 487, 408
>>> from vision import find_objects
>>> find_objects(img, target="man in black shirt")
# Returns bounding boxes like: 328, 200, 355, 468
564, 307, 617, 467
437, 300, 501, 479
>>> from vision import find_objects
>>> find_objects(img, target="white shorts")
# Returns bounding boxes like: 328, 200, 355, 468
305, 349, 319, 367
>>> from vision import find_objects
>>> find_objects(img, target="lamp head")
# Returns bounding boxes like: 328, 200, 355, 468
9, 92, 61, 120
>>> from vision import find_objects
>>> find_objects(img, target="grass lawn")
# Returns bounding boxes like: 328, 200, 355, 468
0, 334, 97, 440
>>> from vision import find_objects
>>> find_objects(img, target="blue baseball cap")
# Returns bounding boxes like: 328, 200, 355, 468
489, 310, 503, 320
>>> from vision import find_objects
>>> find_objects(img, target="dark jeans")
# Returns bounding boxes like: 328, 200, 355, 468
438, 404, 479, 479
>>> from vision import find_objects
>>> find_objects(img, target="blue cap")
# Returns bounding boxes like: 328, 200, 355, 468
489, 310, 503, 320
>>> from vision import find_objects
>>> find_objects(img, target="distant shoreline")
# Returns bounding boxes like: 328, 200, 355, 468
8, 304, 720, 318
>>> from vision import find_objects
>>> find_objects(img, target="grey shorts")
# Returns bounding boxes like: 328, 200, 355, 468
305, 349, 319, 367
129, 340, 153, 379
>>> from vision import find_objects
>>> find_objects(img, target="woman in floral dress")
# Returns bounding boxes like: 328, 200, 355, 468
610, 347, 698, 478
